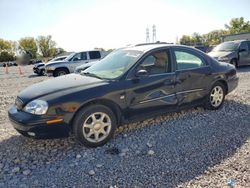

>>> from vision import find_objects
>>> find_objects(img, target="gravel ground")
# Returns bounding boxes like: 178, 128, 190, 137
0, 65, 249, 188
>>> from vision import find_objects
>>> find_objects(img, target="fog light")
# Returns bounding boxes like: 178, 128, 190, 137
27, 132, 36, 136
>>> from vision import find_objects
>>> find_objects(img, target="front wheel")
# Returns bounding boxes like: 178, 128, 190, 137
73, 104, 117, 147
53, 68, 69, 77
204, 82, 226, 110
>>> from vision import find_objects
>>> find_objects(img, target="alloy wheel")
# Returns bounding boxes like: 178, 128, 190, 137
82, 112, 112, 143
58, 71, 66, 76
210, 86, 224, 107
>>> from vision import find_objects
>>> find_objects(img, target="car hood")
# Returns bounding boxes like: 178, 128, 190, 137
45, 60, 68, 67
34, 62, 45, 67
18, 74, 107, 103
208, 51, 234, 58
76, 61, 98, 69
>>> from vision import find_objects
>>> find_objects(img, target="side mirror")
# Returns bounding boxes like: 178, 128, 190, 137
73, 57, 79, 61
135, 69, 148, 77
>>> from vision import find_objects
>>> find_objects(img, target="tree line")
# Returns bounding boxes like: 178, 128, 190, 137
0, 35, 64, 62
179, 17, 250, 46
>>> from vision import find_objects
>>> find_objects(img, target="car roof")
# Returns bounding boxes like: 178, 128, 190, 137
77, 50, 101, 53
222, 40, 249, 43
123, 43, 196, 53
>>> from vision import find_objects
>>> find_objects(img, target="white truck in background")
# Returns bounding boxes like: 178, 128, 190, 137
45, 50, 106, 77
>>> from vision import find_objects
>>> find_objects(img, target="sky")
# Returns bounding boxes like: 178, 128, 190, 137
0, 0, 250, 51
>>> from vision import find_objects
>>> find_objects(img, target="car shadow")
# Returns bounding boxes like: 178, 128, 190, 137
0, 100, 250, 187
28, 74, 45, 78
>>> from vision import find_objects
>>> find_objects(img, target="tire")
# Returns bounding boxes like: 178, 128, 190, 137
204, 82, 226, 110
53, 68, 69, 77
73, 104, 117, 147
230, 59, 238, 68
38, 69, 45, 76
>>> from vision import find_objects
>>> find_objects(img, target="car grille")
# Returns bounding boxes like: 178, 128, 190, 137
15, 97, 24, 110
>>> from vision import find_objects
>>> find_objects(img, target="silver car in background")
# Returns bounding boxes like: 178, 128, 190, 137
45, 50, 104, 77
208, 40, 250, 67
33, 56, 68, 76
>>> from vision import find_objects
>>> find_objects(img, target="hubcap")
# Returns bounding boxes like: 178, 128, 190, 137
82, 112, 112, 143
210, 86, 224, 107
58, 71, 66, 76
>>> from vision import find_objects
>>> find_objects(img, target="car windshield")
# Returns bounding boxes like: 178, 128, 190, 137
64, 53, 75, 61
212, 42, 240, 52
82, 48, 143, 80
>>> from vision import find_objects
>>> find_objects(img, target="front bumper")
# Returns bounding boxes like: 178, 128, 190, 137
218, 59, 230, 63
8, 105, 70, 138
227, 76, 239, 93
33, 67, 45, 74
33, 67, 39, 74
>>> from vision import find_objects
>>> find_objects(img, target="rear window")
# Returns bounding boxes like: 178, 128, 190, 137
89, 51, 101, 59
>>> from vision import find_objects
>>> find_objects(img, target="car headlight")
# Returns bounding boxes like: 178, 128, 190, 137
24, 100, 48, 115
45, 66, 52, 70
218, 56, 229, 61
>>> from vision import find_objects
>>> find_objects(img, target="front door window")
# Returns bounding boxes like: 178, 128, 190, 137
138, 51, 170, 75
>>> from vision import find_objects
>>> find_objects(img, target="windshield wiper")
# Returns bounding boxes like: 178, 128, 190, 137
82, 72, 103, 79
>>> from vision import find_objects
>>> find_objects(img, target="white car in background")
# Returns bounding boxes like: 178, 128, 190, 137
33, 56, 68, 76
45, 50, 104, 77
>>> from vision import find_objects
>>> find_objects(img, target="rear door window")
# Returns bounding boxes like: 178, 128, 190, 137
174, 50, 206, 70
89, 51, 101, 59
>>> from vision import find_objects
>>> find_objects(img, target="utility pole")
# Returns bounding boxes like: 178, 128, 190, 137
152, 25, 156, 43
146, 27, 150, 43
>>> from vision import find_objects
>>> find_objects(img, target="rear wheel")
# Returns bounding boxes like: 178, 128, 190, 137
54, 68, 69, 77
73, 104, 117, 147
204, 82, 226, 110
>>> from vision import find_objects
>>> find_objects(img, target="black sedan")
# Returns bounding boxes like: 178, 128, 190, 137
8, 43, 238, 147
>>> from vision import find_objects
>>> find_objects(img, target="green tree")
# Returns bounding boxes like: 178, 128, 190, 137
203, 30, 228, 46
225, 17, 250, 34
19, 37, 38, 59
179, 35, 193, 45
192, 32, 203, 45
0, 38, 12, 51
0, 39, 15, 62
36, 35, 57, 58
0, 51, 14, 62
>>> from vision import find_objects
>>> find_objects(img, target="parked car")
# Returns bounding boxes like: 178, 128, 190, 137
3, 61, 17, 67
8, 43, 238, 147
193, 45, 208, 53
33, 56, 67, 76
29, 59, 42, 65
208, 40, 250, 67
45, 50, 103, 77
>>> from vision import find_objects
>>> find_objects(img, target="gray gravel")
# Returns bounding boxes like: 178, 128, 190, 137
0, 66, 250, 187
